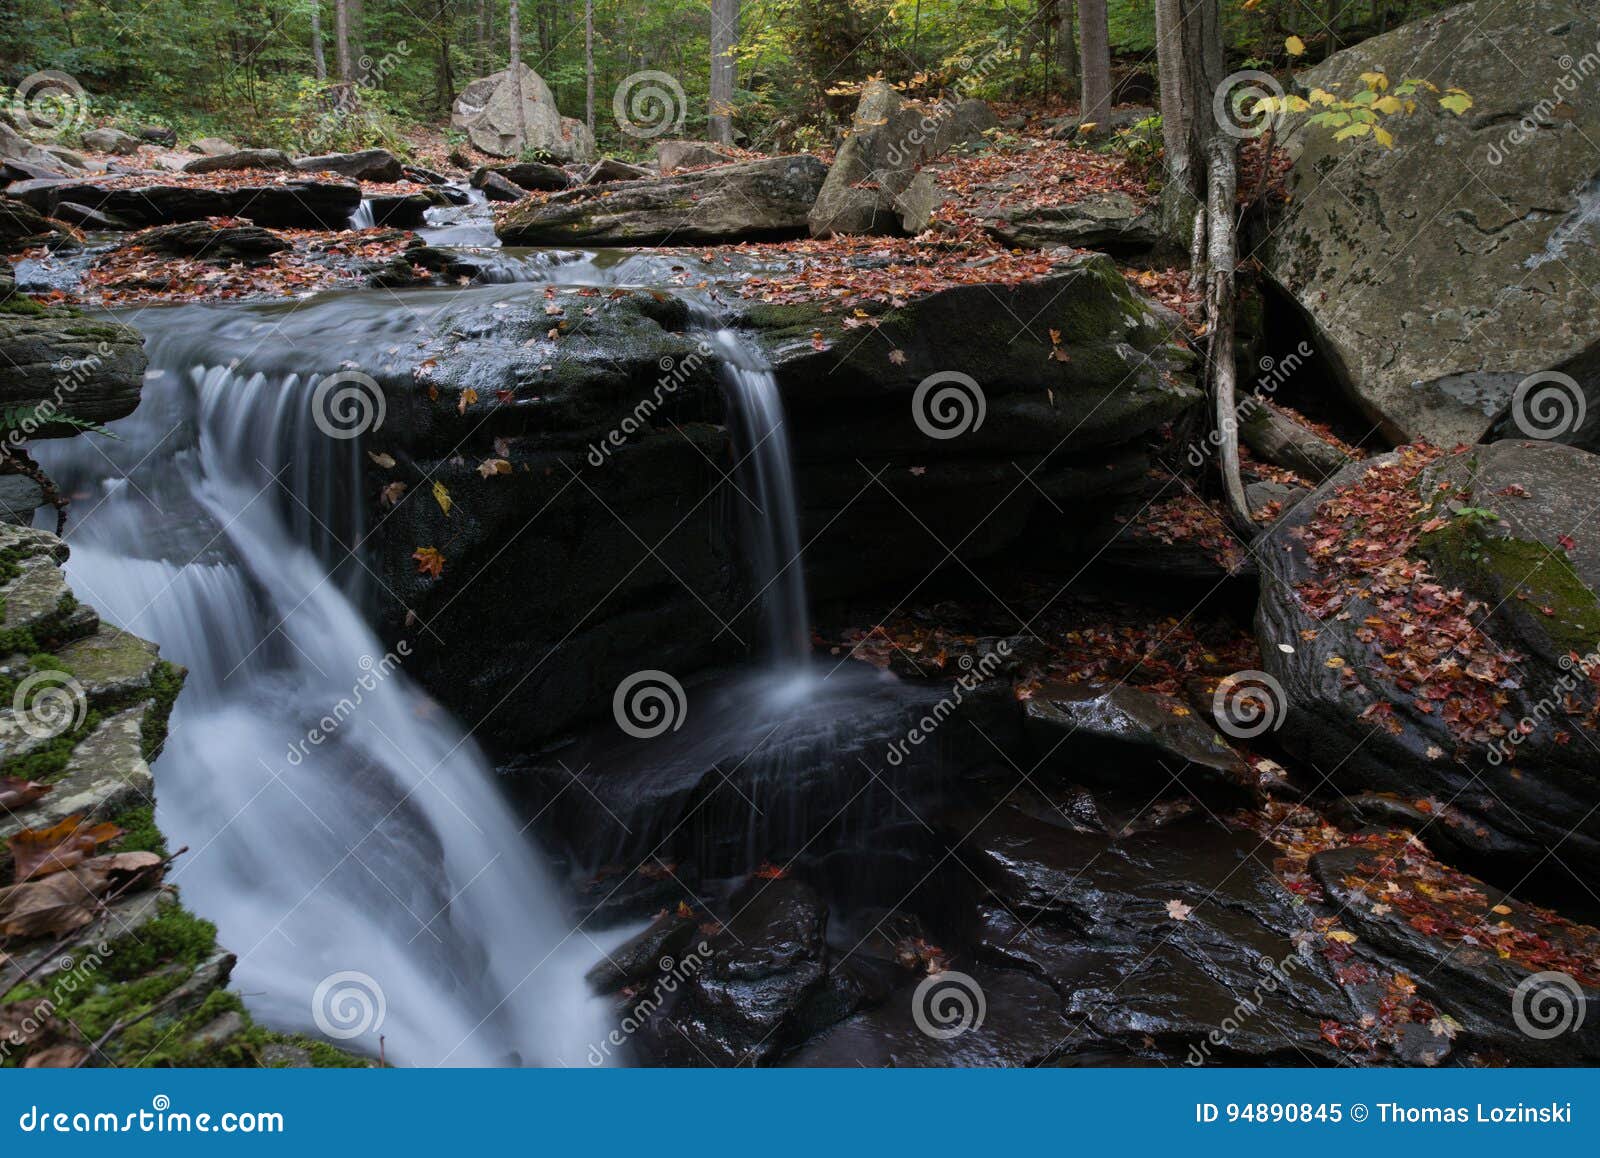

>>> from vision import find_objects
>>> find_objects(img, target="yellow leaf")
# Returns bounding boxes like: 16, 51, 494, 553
1373, 125, 1395, 148
1326, 930, 1358, 944
432, 480, 453, 516
1373, 95, 1402, 115
1360, 71, 1389, 92
1285, 35, 1307, 57
458, 387, 478, 415
1309, 87, 1338, 107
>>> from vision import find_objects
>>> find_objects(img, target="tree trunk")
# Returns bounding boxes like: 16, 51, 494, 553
477, 0, 490, 75
333, 0, 352, 84
508, 0, 527, 154
310, 1, 327, 81
1156, 0, 1223, 238
584, 0, 595, 133
708, 0, 739, 145
436, 0, 456, 114
1078, 0, 1110, 124
1204, 135, 1250, 530
347, 0, 367, 85
1055, 0, 1079, 95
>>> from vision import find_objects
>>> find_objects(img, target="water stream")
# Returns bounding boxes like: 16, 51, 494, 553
34, 300, 616, 1067
30, 243, 842, 1063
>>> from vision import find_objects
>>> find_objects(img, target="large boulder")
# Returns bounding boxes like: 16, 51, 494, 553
292, 148, 404, 182
342, 253, 1192, 749
451, 63, 596, 162
0, 121, 68, 177
809, 81, 996, 238
7, 176, 360, 230
1258, 440, 1600, 874
182, 148, 294, 175
0, 311, 148, 434
495, 155, 827, 246
983, 191, 1159, 254
472, 160, 571, 193
1262, 1, 1600, 448
81, 127, 142, 156
656, 139, 736, 175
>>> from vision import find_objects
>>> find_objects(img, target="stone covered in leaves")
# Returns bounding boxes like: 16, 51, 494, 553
1258, 440, 1600, 873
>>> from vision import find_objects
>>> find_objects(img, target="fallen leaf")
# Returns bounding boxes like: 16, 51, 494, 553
412, 547, 445, 578
432, 480, 453, 515
9, 816, 124, 882
1165, 898, 1193, 921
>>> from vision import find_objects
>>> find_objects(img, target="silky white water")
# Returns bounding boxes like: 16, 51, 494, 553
35, 315, 611, 1066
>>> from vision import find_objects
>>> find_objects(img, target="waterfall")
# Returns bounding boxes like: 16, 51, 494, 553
348, 199, 376, 230
33, 311, 612, 1067
707, 326, 812, 668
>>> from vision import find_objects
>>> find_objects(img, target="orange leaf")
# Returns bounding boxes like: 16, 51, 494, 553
412, 547, 445, 578
9, 815, 125, 882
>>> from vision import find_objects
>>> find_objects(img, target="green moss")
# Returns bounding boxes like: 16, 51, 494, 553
140, 659, 184, 762
1420, 520, 1600, 658
107, 804, 167, 857
0, 294, 46, 317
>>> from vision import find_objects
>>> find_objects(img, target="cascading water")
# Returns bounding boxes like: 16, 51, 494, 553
348, 199, 377, 230
702, 321, 811, 667
33, 306, 613, 1067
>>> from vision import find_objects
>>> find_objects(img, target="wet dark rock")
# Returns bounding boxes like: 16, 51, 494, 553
473, 170, 526, 202
0, 196, 67, 253
121, 219, 289, 260
473, 160, 572, 192
496, 155, 827, 246
136, 125, 178, 147
181, 148, 295, 175
1023, 682, 1259, 803
586, 911, 700, 992
958, 806, 1361, 1063
1311, 843, 1600, 1062
293, 148, 404, 182
786, 964, 1070, 1066
51, 202, 130, 230
7, 175, 360, 230
362, 191, 433, 229
1258, 441, 1600, 874
660, 877, 828, 1065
